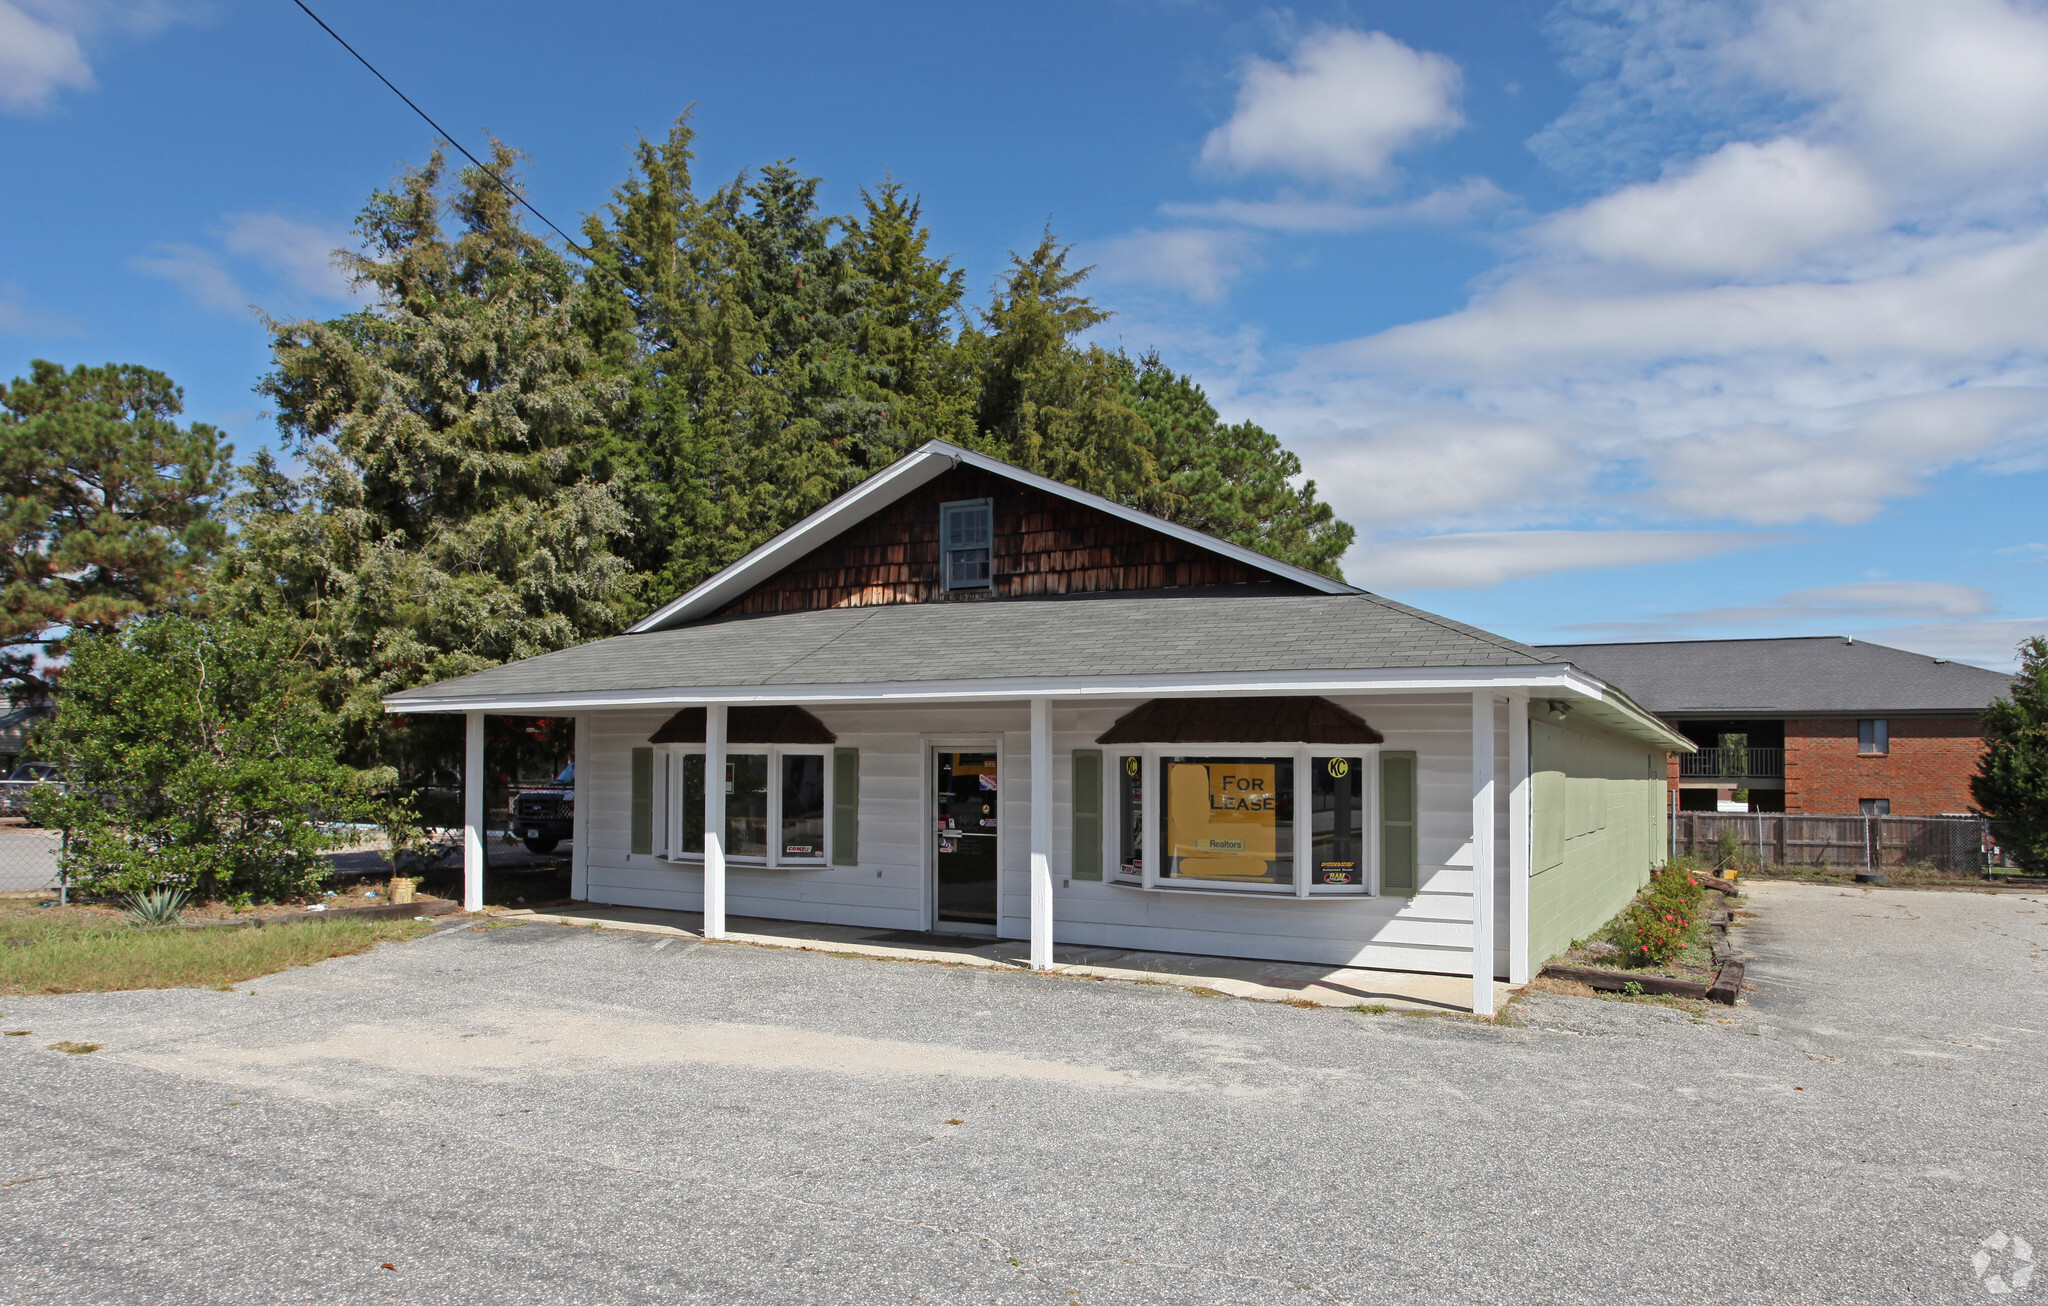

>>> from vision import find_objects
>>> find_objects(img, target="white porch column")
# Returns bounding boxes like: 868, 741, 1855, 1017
1507, 694, 1531, 985
703, 703, 727, 940
570, 713, 590, 902
1471, 692, 1497, 1016
1029, 696, 1054, 971
463, 711, 486, 913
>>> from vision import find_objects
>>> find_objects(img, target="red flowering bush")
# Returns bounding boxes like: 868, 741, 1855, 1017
1610, 902, 1693, 968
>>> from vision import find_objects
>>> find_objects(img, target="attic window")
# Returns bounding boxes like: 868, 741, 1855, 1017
941, 498, 993, 592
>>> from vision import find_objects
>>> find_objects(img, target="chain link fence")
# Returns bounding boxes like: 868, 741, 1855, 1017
0, 827, 61, 891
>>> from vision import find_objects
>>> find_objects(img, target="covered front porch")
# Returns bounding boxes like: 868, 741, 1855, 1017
443, 684, 1548, 1016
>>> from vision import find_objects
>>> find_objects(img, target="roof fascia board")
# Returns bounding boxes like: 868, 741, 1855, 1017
629, 440, 1357, 632
390, 663, 1602, 712
627, 447, 956, 633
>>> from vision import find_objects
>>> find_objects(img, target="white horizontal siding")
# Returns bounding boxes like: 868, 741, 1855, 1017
577, 692, 1500, 975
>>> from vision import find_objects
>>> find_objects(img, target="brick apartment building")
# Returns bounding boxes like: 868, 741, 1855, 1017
1538, 637, 2012, 817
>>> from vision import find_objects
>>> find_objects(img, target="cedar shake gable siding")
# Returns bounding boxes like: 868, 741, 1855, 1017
714, 466, 1310, 618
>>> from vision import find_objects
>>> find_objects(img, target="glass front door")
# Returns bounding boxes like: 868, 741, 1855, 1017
934, 750, 998, 929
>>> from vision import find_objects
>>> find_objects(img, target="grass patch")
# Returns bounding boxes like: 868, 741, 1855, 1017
1351, 1003, 1393, 1015
48, 1041, 98, 1054
0, 901, 433, 995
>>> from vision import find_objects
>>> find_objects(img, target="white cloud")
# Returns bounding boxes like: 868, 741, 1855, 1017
132, 211, 357, 313
1298, 414, 1587, 530
0, 2, 90, 111
131, 242, 245, 311
1858, 617, 2045, 671
1544, 138, 1885, 278
1342, 233, 2048, 378
219, 212, 352, 299
1091, 228, 1260, 303
1745, 0, 2048, 173
1200, 29, 1464, 186
1774, 581, 1996, 619
1161, 178, 1511, 234
1353, 529, 1774, 591
0, 1, 204, 113
1556, 579, 1999, 634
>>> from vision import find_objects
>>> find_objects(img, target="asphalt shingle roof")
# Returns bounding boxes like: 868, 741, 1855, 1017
389, 591, 1553, 705
1538, 637, 2011, 716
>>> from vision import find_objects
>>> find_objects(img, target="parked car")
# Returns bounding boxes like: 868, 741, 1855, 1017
0, 762, 64, 821
511, 762, 574, 853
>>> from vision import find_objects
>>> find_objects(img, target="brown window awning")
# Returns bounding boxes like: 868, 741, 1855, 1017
648, 705, 837, 745
1095, 697, 1383, 745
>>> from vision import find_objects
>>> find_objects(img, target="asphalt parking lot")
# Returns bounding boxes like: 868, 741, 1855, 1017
3, 880, 2045, 1305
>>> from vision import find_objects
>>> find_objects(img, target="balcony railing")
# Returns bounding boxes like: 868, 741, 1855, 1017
1679, 746, 1784, 779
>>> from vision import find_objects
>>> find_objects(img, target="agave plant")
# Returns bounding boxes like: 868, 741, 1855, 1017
122, 887, 189, 928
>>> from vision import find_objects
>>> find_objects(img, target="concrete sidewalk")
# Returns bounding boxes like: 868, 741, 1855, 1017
496, 901, 1513, 1013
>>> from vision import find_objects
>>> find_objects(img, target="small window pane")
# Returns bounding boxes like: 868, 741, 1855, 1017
1858, 719, 1889, 755
1311, 756, 1365, 889
946, 547, 990, 589
941, 501, 993, 591
1117, 754, 1143, 880
727, 753, 769, 858
1161, 756, 1293, 888
683, 754, 705, 854
780, 754, 826, 859
1860, 798, 1890, 816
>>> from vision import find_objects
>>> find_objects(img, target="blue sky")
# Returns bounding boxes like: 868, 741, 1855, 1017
4, 0, 2046, 669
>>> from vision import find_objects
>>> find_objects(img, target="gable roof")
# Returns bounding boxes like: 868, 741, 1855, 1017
629, 440, 1358, 632
394, 591, 1556, 707
1539, 636, 2012, 716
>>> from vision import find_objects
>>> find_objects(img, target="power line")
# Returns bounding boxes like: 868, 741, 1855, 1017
287, 0, 587, 254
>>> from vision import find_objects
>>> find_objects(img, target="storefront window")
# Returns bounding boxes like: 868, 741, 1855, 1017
677, 751, 776, 859
780, 754, 825, 859
1117, 754, 1143, 880
1161, 756, 1293, 888
1311, 756, 1365, 890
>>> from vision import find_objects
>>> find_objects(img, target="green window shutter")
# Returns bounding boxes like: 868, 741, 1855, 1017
1380, 751, 1418, 897
832, 748, 860, 866
1071, 750, 1102, 881
630, 747, 654, 855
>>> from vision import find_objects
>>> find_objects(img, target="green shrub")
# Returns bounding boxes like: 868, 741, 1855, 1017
1645, 864, 1706, 914
32, 615, 382, 903
1610, 902, 1693, 968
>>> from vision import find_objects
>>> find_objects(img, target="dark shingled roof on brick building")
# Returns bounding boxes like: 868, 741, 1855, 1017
1538, 637, 2011, 717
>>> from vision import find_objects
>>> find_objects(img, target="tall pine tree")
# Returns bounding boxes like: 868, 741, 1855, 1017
225, 145, 634, 767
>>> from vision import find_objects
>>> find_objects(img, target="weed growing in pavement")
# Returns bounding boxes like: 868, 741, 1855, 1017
48, 1041, 97, 1054
1352, 1003, 1393, 1015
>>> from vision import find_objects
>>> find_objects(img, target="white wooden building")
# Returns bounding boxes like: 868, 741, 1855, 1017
388, 442, 1687, 1013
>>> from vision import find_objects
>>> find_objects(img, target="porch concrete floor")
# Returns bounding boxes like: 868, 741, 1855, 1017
494, 902, 1514, 1013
